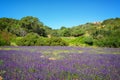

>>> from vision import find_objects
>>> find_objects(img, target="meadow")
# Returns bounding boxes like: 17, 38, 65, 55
0, 46, 120, 80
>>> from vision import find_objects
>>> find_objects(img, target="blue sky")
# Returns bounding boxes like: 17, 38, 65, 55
0, 0, 120, 29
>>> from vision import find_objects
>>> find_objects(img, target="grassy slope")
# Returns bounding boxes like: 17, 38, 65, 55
61, 37, 90, 47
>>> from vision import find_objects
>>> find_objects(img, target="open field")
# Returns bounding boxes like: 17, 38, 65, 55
0, 46, 120, 80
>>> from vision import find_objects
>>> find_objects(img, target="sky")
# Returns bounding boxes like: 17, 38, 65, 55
0, 0, 120, 29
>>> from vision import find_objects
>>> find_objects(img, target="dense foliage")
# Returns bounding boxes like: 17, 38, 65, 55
16, 33, 68, 46
59, 18, 120, 47
0, 31, 15, 46
0, 16, 48, 37
0, 16, 120, 47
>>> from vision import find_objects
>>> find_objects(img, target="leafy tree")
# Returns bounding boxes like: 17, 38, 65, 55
60, 26, 67, 30
71, 26, 85, 37
51, 29, 60, 37
58, 27, 71, 37
20, 16, 47, 36
0, 17, 19, 31
43, 25, 52, 35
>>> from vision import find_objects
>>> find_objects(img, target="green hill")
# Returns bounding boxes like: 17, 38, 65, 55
0, 16, 120, 47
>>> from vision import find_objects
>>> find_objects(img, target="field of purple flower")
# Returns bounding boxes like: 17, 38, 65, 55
0, 46, 120, 80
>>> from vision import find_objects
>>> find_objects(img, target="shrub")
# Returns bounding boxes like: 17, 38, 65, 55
68, 36, 93, 46
94, 37, 120, 48
48, 37, 68, 46
83, 36, 93, 45
16, 33, 68, 46
16, 32, 39, 46
35, 37, 49, 46
0, 31, 14, 46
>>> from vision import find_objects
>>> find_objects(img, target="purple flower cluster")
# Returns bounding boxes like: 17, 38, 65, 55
0, 46, 120, 80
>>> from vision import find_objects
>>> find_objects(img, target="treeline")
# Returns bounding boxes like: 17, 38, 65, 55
0, 16, 51, 37
52, 18, 120, 47
0, 16, 67, 46
0, 16, 120, 47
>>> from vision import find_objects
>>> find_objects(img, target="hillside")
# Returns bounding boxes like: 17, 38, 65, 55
0, 16, 120, 47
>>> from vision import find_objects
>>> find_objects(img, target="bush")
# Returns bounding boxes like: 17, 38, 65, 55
68, 36, 93, 46
16, 33, 68, 46
0, 31, 14, 46
16, 32, 39, 46
36, 37, 68, 46
70, 36, 84, 46
35, 37, 49, 46
0, 38, 9, 46
83, 36, 93, 45
47, 37, 68, 46
94, 37, 120, 48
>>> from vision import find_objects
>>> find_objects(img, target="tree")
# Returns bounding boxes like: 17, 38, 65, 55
20, 16, 47, 36
59, 28, 71, 37
0, 17, 19, 31
71, 27, 85, 37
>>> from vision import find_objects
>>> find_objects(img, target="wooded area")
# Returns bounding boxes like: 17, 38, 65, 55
0, 16, 120, 47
